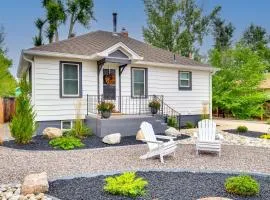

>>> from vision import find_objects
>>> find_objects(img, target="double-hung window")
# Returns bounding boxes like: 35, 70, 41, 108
60, 62, 82, 98
131, 68, 147, 97
179, 71, 192, 90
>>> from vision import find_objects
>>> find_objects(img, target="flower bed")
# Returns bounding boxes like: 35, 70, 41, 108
47, 171, 270, 200
224, 129, 267, 139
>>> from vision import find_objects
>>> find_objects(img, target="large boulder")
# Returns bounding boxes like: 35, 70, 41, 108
136, 129, 145, 140
165, 127, 180, 136
43, 127, 62, 139
102, 133, 121, 144
21, 172, 49, 195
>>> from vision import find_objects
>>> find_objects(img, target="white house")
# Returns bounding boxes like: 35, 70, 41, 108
18, 20, 216, 137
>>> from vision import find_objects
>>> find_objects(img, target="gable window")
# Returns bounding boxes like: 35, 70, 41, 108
131, 68, 147, 97
179, 71, 192, 90
60, 61, 82, 98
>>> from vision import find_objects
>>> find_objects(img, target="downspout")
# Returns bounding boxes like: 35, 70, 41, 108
23, 55, 35, 106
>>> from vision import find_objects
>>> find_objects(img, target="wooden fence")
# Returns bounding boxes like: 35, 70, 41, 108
0, 97, 15, 124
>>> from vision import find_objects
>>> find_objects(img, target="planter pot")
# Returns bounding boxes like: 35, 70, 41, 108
101, 111, 111, 119
150, 107, 158, 115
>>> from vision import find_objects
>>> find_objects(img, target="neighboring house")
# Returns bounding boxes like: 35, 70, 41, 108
259, 73, 270, 99
18, 24, 216, 137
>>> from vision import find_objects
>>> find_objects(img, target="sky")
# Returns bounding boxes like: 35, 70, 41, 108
0, 0, 270, 77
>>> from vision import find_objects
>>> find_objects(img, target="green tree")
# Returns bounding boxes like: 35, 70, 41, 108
9, 74, 37, 144
212, 17, 234, 51
143, 0, 221, 58
242, 24, 270, 50
0, 26, 5, 53
67, 0, 95, 38
210, 45, 267, 119
33, 18, 46, 46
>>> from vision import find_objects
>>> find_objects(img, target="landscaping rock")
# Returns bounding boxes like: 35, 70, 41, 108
21, 172, 49, 195
165, 127, 180, 136
43, 127, 62, 139
136, 129, 144, 140
102, 133, 121, 144
199, 198, 232, 200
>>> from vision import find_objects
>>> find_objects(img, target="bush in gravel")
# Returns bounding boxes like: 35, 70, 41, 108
225, 175, 260, 196
185, 121, 195, 129
260, 134, 270, 139
49, 136, 84, 150
167, 117, 178, 128
10, 74, 37, 144
236, 126, 248, 133
104, 172, 148, 198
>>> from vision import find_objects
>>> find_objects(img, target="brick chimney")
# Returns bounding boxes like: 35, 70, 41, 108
121, 27, 129, 37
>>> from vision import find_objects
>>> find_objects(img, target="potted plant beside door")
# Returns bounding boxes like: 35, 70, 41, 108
97, 102, 115, 119
148, 99, 161, 115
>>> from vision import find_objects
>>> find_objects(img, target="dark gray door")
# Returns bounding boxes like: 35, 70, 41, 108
103, 69, 116, 100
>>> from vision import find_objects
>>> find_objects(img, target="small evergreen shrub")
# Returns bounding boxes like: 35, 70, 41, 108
10, 74, 37, 144
49, 136, 85, 150
185, 121, 195, 129
260, 134, 270, 139
104, 172, 148, 198
236, 126, 248, 133
167, 116, 178, 128
225, 175, 260, 196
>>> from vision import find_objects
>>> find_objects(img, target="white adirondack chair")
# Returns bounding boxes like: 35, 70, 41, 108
139, 122, 177, 163
195, 119, 222, 156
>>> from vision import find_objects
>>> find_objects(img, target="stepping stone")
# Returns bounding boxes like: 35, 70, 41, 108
198, 198, 232, 200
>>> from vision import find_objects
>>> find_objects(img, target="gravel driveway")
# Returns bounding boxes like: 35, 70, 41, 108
0, 144, 269, 184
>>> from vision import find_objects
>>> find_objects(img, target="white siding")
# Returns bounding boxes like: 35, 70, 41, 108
33, 56, 210, 121
33, 56, 97, 121
121, 65, 210, 115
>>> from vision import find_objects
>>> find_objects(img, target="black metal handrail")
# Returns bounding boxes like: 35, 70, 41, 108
87, 95, 162, 115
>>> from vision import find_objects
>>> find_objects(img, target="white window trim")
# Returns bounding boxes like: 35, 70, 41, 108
179, 71, 191, 88
61, 63, 80, 97
132, 68, 146, 97
61, 120, 73, 130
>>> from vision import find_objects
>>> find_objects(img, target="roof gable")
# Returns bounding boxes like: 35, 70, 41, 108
108, 49, 129, 59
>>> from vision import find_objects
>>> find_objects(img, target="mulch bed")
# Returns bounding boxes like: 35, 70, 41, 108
224, 129, 265, 138
48, 171, 270, 200
2, 134, 190, 151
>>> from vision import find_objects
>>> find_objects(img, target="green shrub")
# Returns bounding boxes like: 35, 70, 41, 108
236, 126, 248, 133
71, 119, 92, 138
225, 175, 260, 196
260, 134, 270, 139
148, 100, 161, 110
104, 172, 148, 198
185, 121, 195, 129
167, 116, 178, 128
10, 74, 37, 144
49, 136, 85, 150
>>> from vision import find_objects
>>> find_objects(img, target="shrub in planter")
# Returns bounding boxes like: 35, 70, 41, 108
236, 126, 248, 133
185, 121, 195, 129
148, 100, 161, 114
10, 74, 37, 144
97, 102, 115, 119
104, 172, 148, 198
225, 175, 260, 196
260, 134, 270, 139
49, 136, 85, 150
167, 116, 178, 128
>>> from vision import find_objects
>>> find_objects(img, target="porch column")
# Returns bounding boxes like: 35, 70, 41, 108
97, 60, 105, 102
119, 64, 127, 112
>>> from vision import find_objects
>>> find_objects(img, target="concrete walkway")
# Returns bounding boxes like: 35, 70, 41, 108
0, 144, 269, 184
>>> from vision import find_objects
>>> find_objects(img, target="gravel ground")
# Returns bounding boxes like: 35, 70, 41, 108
2, 134, 190, 151
224, 129, 265, 138
48, 171, 270, 200
0, 144, 269, 184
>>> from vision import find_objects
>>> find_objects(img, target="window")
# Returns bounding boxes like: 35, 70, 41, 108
61, 120, 73, 130
60, 62, 82, 98
132, 68, 147, 97
179, 71, 192, 90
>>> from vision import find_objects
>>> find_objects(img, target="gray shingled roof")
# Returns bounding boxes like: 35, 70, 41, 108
29, 30, 209, 67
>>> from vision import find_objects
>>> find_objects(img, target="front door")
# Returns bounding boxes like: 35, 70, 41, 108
103, 69, 116, 100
